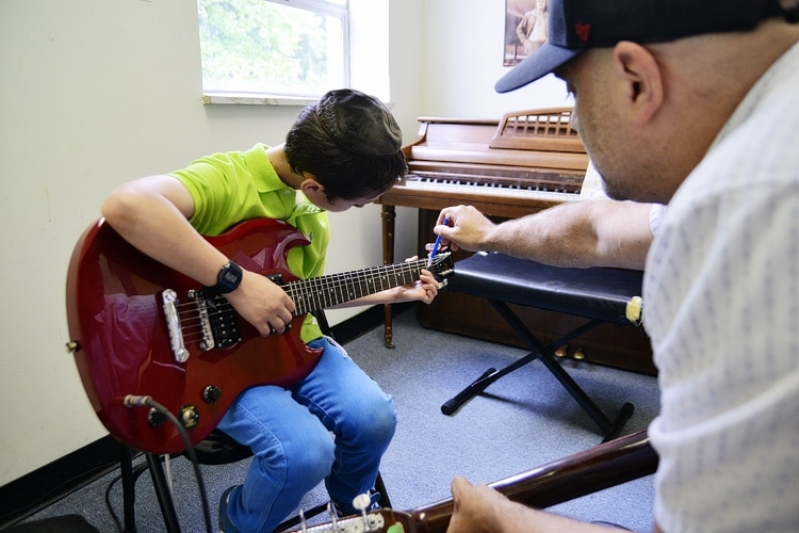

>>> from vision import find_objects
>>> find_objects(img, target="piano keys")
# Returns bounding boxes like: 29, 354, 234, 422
381, 107, 592, 215
377, 107, 655, 376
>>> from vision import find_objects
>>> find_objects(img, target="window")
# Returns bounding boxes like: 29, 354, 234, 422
198, 0, 350, 101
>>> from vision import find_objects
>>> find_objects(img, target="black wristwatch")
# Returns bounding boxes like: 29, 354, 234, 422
212, 261, 243, 294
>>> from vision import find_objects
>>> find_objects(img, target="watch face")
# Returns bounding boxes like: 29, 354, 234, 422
221, 269, 239, 285
216, 262, 243, 293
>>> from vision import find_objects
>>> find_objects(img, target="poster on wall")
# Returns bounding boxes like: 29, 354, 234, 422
504, 0, 549, 66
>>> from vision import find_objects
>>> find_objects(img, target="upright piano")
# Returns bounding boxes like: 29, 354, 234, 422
378, 107, 655, 376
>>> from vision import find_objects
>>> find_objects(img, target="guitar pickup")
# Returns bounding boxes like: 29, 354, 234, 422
190, 289, 242, 351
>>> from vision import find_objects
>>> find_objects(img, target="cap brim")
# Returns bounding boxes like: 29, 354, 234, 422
495, 42, 580, 93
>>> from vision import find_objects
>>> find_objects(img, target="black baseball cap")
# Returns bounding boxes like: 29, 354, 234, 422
496, 0, 793, 93
315, 88, 403, 158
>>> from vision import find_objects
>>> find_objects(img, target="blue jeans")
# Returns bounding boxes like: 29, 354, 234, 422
216, 336, 397, 533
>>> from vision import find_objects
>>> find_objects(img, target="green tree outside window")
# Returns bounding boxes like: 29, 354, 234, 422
198, 0, 347, 97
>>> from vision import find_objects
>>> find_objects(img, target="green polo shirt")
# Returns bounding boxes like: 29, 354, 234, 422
170, 143, 328, 342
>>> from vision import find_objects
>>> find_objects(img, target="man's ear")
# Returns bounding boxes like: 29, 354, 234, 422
612, 41, 664, 124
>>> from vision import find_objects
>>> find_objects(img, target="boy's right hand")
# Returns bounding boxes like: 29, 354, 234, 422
225, 270, 296, 337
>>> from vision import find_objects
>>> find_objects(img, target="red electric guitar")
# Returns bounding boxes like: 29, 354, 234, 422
65, 217, 454, 454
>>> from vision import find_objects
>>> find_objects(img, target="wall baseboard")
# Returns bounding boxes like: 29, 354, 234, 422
0, 304, 409, 529
0, 435, 121, 529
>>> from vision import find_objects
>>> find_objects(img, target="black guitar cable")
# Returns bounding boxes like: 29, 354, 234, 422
123, 395, 214, 533
104, 469, 126, 533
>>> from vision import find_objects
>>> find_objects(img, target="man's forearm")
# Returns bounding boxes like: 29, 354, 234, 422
484, 200, 653, 270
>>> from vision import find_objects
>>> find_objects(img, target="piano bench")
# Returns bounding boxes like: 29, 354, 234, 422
443, 252, 647, 442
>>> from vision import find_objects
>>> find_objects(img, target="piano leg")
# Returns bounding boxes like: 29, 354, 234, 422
381, 204, 396, 349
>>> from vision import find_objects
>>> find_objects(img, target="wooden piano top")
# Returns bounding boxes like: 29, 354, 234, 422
379, 108, 592, 218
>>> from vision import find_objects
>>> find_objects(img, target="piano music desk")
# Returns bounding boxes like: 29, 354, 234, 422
443, 252, 647, 442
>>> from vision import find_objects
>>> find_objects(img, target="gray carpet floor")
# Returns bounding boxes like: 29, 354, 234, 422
23, 309, 660, 532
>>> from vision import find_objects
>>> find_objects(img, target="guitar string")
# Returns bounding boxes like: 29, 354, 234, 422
170, 255, 447, 341
173, 260, 434, 324
173, 260, 431, 318
284, 259, 428, 314
180, 262, 430, 326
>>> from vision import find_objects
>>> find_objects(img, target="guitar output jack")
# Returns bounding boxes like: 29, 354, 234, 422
180, 405, 200, 429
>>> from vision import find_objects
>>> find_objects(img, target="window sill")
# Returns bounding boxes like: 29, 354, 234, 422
201, 93, 317, 106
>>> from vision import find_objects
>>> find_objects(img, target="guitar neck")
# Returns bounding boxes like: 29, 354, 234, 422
282, 430, 657, 533
285, 257, 431, 316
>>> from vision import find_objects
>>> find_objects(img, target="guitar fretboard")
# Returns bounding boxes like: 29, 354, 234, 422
284, 257, 434, 316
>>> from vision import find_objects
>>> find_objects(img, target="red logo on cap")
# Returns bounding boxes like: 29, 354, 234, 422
575, 22, 591, 42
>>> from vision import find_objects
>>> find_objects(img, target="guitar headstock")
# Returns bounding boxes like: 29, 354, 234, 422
282, 508, 418, 533
429, 252, 455, 282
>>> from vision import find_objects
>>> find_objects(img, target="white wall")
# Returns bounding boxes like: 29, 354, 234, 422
0, 0, 423, 486
421, 0, 570, 118
0, 0, 562, 485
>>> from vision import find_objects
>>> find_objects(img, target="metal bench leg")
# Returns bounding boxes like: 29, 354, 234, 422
441, 299, 634, 441
441, 314, 605, 416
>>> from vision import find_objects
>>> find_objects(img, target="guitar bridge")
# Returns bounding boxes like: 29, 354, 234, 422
190, 289, 242, 351
162, 289, 190, 363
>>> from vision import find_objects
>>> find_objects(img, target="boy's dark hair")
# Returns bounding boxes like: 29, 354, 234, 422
285, 89, 408, 201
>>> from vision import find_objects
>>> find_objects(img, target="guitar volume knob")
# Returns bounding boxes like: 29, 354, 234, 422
203, 385, 222, 404
147, 408, 166, 427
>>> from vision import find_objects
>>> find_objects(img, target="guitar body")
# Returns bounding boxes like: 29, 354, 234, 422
66, 218, 323, 454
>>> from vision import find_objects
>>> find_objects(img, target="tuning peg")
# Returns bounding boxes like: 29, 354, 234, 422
326, 502, 341, 532
353, 493, 372, 530
298, 508, 307, 533
353, 493, 372, 512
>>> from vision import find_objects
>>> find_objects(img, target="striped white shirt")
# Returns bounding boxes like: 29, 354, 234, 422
644, 41, 799, 533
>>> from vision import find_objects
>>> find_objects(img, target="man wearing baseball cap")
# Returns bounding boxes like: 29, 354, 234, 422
101, 89, 442, 533
443, 1, 799, 532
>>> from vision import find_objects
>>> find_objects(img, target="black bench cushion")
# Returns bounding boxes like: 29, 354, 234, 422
446, 253, 643, 325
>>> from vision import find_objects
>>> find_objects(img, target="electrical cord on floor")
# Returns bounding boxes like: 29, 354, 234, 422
123, 395, 214, 533
104, 471, 125, 533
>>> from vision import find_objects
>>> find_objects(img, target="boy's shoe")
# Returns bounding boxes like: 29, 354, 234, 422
218, 485, 242, 533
